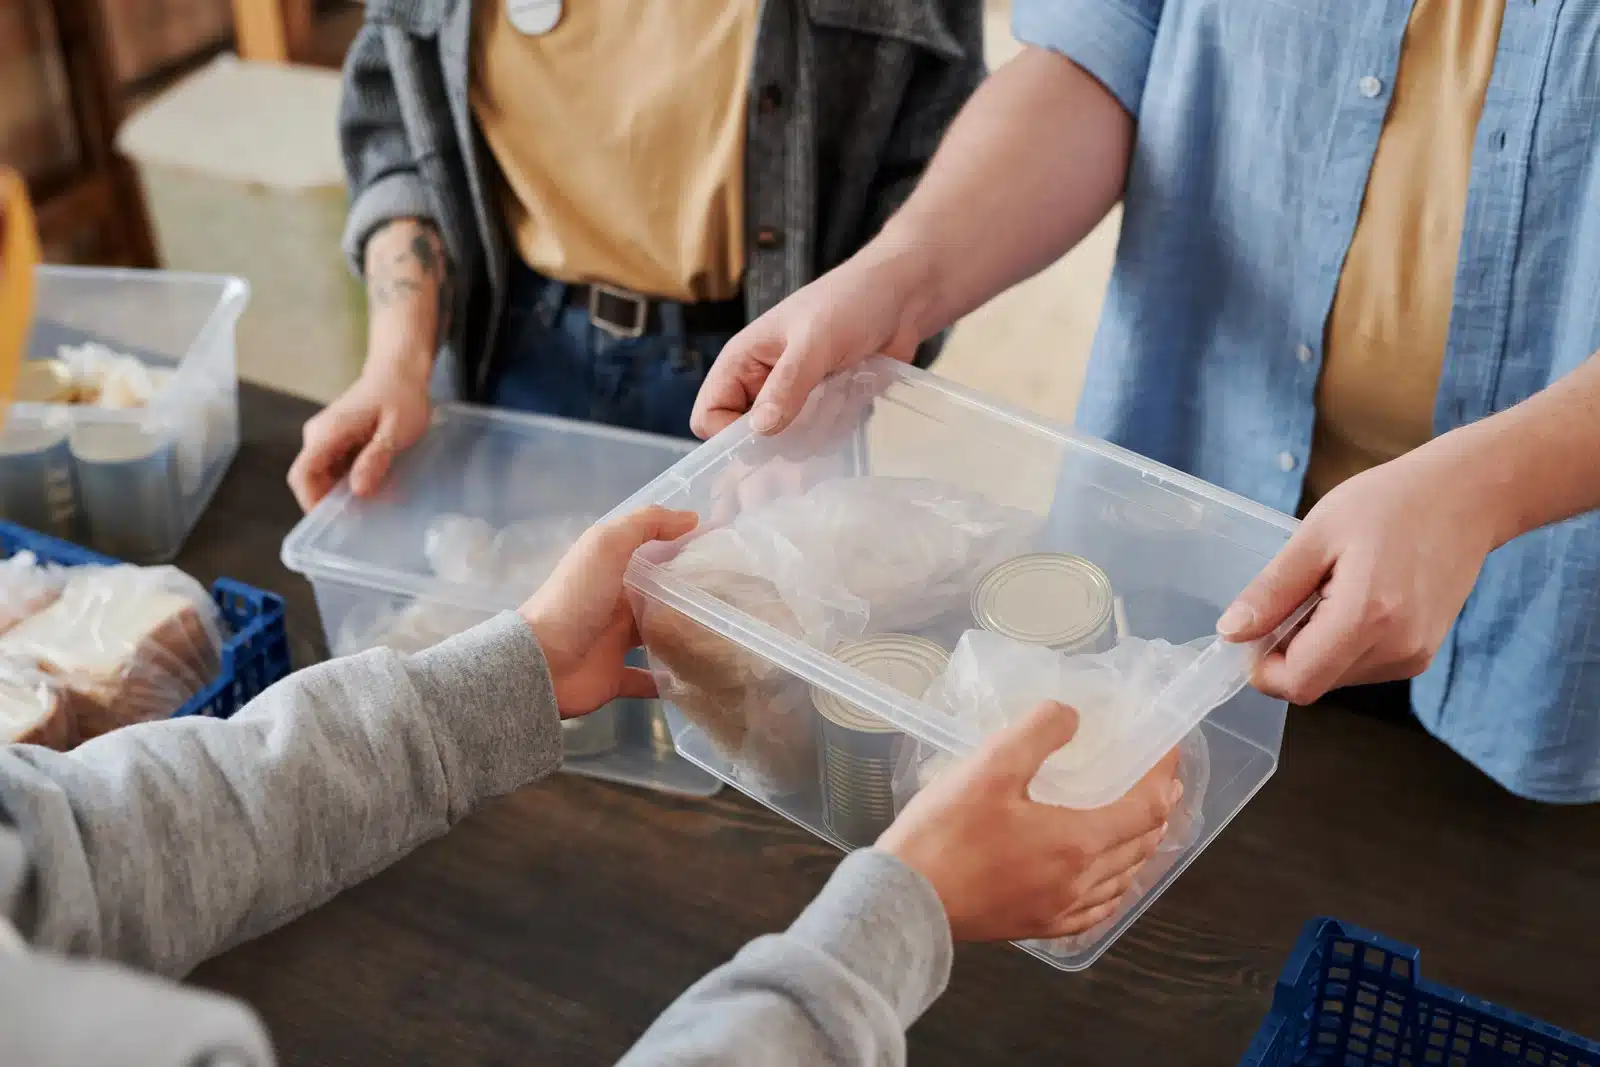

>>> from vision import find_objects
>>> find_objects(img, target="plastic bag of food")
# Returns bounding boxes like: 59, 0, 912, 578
890, 627, 1215, 960
335, 597, 492, 658
0, 564, 222, 741
422, 515, 501, 586
1025, 725, 1212, 960
421, 512, 600, 591
636, 475, 1038, 795
909, 629, 1213, 814
493, 514, 600, 589
0, 656, 75, 749
55, 342, 169, 409
0, 551, 68, 635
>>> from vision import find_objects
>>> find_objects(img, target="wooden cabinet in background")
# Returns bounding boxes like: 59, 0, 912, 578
0, 0, 83, 185
4, 0, 155, 267
5, 0, 361, 269
102, 0, 234, 85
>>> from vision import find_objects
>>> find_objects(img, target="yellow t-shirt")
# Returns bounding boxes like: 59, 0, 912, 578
0, 167, 40, 425
469, 0, 758, 303
1304, 0, 1508, 506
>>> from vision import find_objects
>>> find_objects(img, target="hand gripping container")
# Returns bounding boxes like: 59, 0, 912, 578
5, 267, 246, 563
1242, 918, 1600, 1066
612, 359, 1315, 970
281, 404, 721, 798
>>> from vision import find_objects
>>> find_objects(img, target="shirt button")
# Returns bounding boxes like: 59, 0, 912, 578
1278, 452, 1297, 472
1358, 75, 1384, 99
755, 227, 785, 250
757, 83, 785, 115
1295, 344, 1314, 365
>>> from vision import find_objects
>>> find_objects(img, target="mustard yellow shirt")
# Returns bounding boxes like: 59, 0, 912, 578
0, 168, 40, 422
469, 0, 758, 303
1305, 0, 1508, 506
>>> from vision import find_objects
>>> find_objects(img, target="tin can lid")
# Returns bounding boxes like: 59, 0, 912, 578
0, 420, 69, 455
812, 634, 950, 734
68, 423, 167, 464
972, 553, 1114, 648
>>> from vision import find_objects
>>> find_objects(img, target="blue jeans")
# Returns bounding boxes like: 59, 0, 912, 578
485, 264, 736, 440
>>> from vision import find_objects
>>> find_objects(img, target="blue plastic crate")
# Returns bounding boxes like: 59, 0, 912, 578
1242, 918, 1600, 1067
0, 521, 291, 722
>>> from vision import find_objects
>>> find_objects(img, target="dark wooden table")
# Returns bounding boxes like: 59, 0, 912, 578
178, 385, 1600, 1066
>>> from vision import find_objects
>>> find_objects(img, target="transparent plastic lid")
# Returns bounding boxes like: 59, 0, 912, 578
617, 359, 1316, 810
283, 405, 694, 611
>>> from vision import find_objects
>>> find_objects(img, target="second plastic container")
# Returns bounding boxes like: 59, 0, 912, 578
614, 358, 1314, 970
281, 405, 721, 798
5, 266, 246, 563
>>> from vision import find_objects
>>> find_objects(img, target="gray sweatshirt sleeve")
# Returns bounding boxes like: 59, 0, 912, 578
617, 849, 954, 1067
0, 612, 561, 978
339, 17, 435, 273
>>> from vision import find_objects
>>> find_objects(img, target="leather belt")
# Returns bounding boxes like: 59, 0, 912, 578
568, 281, 746, 340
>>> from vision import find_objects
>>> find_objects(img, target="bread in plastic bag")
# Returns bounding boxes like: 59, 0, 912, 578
637, 475, 1038, 795
0, 564, 222, 741
0, 656, 76, 749
0, 551, 68, 635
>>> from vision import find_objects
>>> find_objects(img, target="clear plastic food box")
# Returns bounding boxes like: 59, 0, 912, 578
4, 267, 247, 563
280, 405, 721, 798
612, 359, 1313, 971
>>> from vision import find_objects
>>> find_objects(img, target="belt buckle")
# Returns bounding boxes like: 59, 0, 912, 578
589, 283, 648, 340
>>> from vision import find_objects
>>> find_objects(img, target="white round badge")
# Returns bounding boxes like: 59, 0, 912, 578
507, 0, 561, 35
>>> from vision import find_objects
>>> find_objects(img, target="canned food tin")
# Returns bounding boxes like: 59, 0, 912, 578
562, 704, 621, 759
69, 423, 182, 562
972, 553, 1117, 654
644, 703, 678, 758
812, 634, 949, 848
0, 417, 82, 540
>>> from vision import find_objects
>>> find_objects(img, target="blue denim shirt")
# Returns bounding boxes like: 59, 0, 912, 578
1015, 0, 1600, 802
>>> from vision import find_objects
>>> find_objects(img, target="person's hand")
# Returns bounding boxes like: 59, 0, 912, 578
519, 506, 699, 717
878, 701, 1181, 942
1217, 444, 1497, 704
691, 251, 930, 439
288, 369, 431, 511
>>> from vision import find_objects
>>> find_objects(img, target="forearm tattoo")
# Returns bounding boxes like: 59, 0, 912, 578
366, 221, 453, 338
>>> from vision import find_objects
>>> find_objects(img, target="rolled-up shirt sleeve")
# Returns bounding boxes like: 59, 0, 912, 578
1012, 0, 1163, 117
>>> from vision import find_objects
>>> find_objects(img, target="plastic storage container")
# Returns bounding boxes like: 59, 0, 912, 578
614, 358, 1313, 971
0, 520, 292, 722
117, 56, 365, 403
281, 404, 722, 798
4, 266, 246, 563
1241, 917, 1600, 1067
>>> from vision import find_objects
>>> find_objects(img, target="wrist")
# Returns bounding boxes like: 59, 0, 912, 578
363, 343, 434, 390
1421, 419, 1529, 551
514, 606, 574, 715
856, 224, 947, 348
